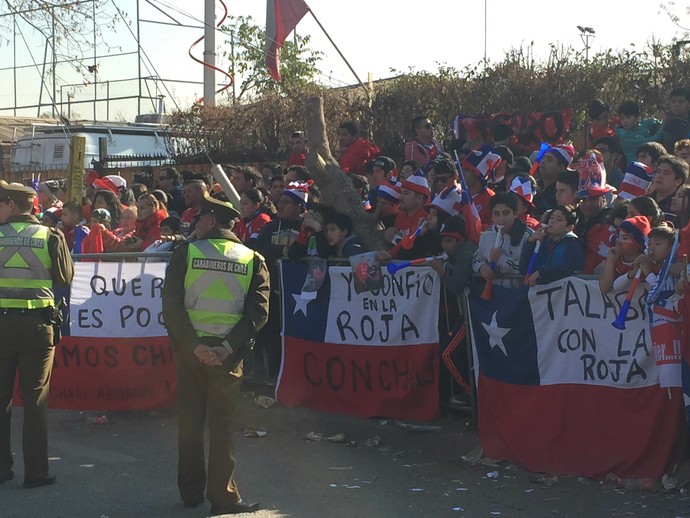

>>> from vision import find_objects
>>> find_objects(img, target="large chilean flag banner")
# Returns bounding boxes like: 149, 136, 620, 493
467, 278, 686, 479
277, 261, 441, 421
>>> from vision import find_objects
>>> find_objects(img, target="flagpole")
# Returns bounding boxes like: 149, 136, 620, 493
306, 9, 368, 93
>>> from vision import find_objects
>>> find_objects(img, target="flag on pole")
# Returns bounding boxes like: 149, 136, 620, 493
265, 0, 310, 81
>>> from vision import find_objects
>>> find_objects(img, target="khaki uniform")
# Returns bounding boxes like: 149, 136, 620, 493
0, 214, 73, 482
162, 226, 270, 508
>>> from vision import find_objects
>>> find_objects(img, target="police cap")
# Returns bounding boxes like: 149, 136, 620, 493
0, 180, 37, 204
197, 195, 240, 224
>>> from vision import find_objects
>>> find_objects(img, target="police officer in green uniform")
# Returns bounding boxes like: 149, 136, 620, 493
162, 194, 270, 515
0, 180, 73, 488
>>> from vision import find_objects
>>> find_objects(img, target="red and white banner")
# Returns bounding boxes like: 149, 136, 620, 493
277, 261, 440, 421
15, 262, 176, 411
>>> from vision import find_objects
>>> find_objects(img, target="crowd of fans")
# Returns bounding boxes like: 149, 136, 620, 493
17, 87, 690, 382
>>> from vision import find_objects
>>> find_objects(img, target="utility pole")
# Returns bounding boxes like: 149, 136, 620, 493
203, 0, 216, 107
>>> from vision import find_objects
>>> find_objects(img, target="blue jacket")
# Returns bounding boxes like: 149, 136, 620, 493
519, 232, 584, 284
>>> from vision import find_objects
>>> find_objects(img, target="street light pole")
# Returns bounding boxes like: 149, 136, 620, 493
577, 26, 596, 62
484, 0, 487, 63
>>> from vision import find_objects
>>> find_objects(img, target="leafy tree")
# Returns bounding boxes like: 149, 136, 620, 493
219, 15, 322, 102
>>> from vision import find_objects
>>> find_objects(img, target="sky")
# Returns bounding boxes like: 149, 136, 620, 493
0, 0, 687, 122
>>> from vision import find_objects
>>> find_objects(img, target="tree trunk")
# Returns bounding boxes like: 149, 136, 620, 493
304, 97, 387, 252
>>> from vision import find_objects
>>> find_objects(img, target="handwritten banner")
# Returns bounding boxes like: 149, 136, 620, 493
324, 268, 439, 346
530, 277, 654, 388
468, 280, 684, 479
15, 261, 176, 411
70, 262, 167, 338
278, 261, 441, 421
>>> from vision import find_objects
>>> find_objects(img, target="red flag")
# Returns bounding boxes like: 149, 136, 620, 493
265, 0, 310, 81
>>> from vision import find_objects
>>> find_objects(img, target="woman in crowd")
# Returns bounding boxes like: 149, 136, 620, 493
124, 194, 166, 251
626, 196, 664, 227
235, 188, 276, 245
670, 184, 690, 229
92, 189, 123, 229
130, 182, 149, 201
150, 190, 172, 217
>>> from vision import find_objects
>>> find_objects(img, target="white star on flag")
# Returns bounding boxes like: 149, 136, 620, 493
292, 293, 312, 316
481, 311, 510, 357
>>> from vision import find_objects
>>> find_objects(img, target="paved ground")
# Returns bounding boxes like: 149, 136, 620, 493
3, 388, 690, 518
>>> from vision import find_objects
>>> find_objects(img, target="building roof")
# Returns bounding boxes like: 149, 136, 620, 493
0, 116, 60, 144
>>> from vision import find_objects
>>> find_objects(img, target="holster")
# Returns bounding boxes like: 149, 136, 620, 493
51, 299, 66, 346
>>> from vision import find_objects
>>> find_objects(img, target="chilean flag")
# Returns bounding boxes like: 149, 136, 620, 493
265, 0, 310, 81
277, 261, 441, 421
468, 280, 685, 479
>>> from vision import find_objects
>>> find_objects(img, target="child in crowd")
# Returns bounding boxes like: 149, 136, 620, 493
614, 101, 660, 166
286, 202, 337, 261
269, 175, 286, 201
60, 201, 87, 251
509, 176, 540, 230
324, 213, 365, 258
160, 216, 180, 237
374, 180, 401, 229
41, 206, 62, 228
587, 99, 616, 146
520, 205, 584, 286
472, 192, 532, 289
554, 171, 579, 209
80, 208, 112, 254
599, 216, 652, 294
614, 226, 683, 389
653, 88, 690, 153
636, 141, 667, 169
430, 216, 477, 296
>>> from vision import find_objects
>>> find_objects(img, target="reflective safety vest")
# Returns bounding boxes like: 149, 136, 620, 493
0, 222, 54, 309
184, 239, 254, 338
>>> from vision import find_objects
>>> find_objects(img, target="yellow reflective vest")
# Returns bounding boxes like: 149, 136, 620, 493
184, 239, 254, 338
0, 222, 54, 309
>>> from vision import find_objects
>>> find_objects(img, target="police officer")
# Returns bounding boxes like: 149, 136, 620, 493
0, 181, 73, 488
162, 194, 270, 515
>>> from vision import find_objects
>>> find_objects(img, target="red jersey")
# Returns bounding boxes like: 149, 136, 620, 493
519, 213, 541, 231
288, 152, 306, 166
472, 188, 495, 229
181, 207, 198, 224
339, 138, 380, 175
234, 212, 272, 243
614, 257, 636, 277
404, 139, 443, 165
583, 222, 614, 274
393, 207, 427, 238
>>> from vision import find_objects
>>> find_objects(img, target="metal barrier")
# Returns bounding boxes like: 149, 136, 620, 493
71, 252, 173, 262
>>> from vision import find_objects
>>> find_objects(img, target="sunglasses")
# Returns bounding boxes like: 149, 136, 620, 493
433, 176, 450, 184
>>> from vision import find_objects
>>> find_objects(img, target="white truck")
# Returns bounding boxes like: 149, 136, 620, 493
10, 122, 175, 172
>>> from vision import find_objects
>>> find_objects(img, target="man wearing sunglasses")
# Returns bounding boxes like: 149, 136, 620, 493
156, 167, 185, 215
405, 115, 444, 165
